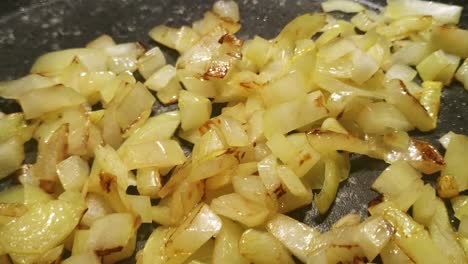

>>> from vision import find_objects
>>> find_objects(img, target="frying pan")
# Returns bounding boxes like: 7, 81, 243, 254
0, 0, 467, 262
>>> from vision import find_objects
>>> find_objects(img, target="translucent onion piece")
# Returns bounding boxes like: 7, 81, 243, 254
441, 133, 468, 192
385, 0, 462, 24
0, 199, 85, 254
18, 85, 86, 119
266, 214, 320, 262
431, 25, 468, 59
455, 59, 468, 91
321, 0, 365, 13
0, 136, 24, 180
239, 229, 295, 264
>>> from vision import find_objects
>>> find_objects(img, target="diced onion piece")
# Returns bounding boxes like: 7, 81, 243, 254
429, 198, 466, 263
9, 244, 64, 264
257, 154, 282, 195
239, 229, 295, 264
385, 0, 462, 24
213, 217, 248, 263
261, 71, 308, 107
116, 82, 155, 133
31, 48, 108, 74
459, 217, 468, 237
121, 111, 180, 148
372, 161, 424, 211
87, 213, 135, 256
136, 167, 162, 198
127, 195, 152, 223
431, 25, 468, 59
232, 175, 272, 209
356, 102, 414, 134
212, 0, 240, 22
33, 124, 68, 183
144, 65, 177, 92
385, 64, 417, 83
80, 193, 114, 228
376, 15, 432, 40
436, 174, 459, 199
317, 38, 356, 63
412, 184, 436, 226
306, 130, 382, 159
419, 81, 442, 126
168, 178, 205, 225
315, 159, 340, 214
351, 49, 379, 84
263, 91, 329, 139
149, 25, 200, 54
356, 216, 394, 261
22, 185, 52, 206
151, 205, 172, 226
266, 214, 320, 262
211, 193, 269, 227
416, 49, 460, 85
181, 239, 215, 264
0, 74, 58, 99
178, 71, 218, 98
217, 116, 249, 147
103, 42, 144, 59
120, 139, 187, 170
179, 90, 212, 131
242, 36, 272, 69
275, 13, 326, 50
382, 206, 446, 263
94, 144, 129, 190
277, 165, 309, 197
0, 137, 24, 180
138, 226, 174, 264
451, 196, 468, 221
380, 241, 414, 263
62, 106, 90, 156
18, 85, 86, 119
165, 204, 222, 263
0, 199, 84, 254
351, 11, 378, 32
321, 0, 365, 13
137, 47, 166, 80
278, 189, 313, 214
191, 128, 226, 161
391, 41, 432, 66
384, 79, 435, 132
439, 131, 455, 149
99, 107, 123, 149
156, 77, 182, 105
321, 117, 348, 134
398, 139, 445, 175
192, 11, 241, 35
266, 133, 298, 164
314, 75, 382, 98
455, 59, 468, 90
441, 133, 468, 192
0, 113, 34, 143
86, 34, 116, 50
189, 152, 238, 182
56, 155, 89, 192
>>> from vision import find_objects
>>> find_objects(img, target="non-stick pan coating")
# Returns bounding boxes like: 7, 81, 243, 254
0, 0, 467, 262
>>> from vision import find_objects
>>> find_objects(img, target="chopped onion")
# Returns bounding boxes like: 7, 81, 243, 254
321, 0, 365, 13
385, 0, 462, 24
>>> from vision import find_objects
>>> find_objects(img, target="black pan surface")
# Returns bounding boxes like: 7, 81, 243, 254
0, 0, 467, 262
